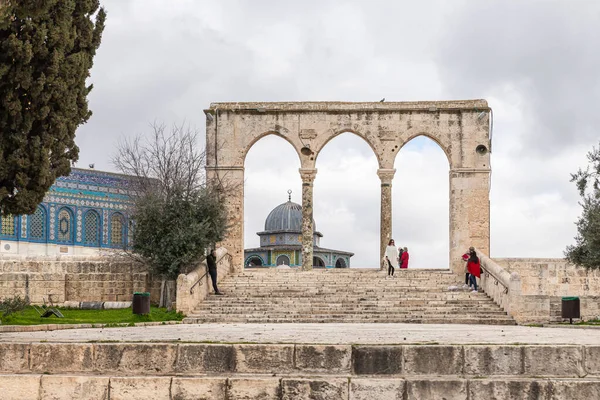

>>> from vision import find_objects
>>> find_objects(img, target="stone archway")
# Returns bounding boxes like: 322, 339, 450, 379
205, 100, 491, 275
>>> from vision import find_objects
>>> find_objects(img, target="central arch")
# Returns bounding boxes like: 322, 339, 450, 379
206, 100, 492, 275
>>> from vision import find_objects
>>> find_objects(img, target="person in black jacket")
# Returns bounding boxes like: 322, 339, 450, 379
207, 249, 223, 295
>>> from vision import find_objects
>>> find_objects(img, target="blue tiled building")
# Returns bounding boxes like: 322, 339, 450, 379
244, 192, 353, 268
0, 168, 133, 256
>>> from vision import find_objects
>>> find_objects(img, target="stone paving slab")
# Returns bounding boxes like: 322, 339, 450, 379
1, 323, 600, 345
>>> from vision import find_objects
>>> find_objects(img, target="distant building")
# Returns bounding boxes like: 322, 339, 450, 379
244, 192, 353, 268
0, 168, 133, 256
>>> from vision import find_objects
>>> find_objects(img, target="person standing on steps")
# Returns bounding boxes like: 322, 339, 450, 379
400, 247, 409, 269
385, 239, 398, 278
462, 247, 474, 289
398, 247, 404, 269
465, 247, 481, 293
207, 249, 224, 295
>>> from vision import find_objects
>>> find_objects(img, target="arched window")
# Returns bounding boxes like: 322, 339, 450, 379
313, 256, 326, 268
84, 210, 100, 246
335, 258, 347, 268
57, 208, 74, 244
276, 254, 290, 266
110, 213, 125, 248
0, 214, 17, 237
29, 206, 47, 241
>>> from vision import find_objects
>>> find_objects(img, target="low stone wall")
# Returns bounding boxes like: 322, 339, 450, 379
490, 257, 600, 323
0, 255, 162, 304
176, 248, 231, 314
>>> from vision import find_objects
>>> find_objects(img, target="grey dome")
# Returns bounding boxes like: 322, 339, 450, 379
264, 200, 315, 232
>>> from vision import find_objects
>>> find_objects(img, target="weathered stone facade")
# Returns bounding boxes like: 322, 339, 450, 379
0, 256, 162, 304
205, 100, 492, 273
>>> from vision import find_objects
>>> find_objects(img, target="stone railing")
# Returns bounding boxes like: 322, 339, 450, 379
176, 248, 231, 314
478, 252, 522, 320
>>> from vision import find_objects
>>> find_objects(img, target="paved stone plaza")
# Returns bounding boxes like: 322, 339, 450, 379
1, 323, 599, 345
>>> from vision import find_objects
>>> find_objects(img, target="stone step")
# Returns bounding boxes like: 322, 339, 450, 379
3, 374, 599, 400
185, 316, 516, 325
1, 343, 594, 377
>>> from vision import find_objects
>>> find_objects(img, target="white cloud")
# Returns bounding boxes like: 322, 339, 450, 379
72, 1, 598, 267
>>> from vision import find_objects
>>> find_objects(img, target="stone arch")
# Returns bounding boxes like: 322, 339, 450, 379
245, 255, 265, 267
276, 254, 290, 266
206, 101, 492, 275
243, 130, 302, 165
313, 256, 326, 268
396, 131, 452, 168
314, 129, 383, 168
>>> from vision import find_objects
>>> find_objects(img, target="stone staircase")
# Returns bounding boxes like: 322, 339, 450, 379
184, 268, 516, 325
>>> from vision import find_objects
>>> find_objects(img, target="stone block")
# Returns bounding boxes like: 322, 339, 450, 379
406, 378, 467, 400
548, 380, 600, 399
403, 345, 463, 375
0, 343, 30, 372
352, 346, 402, 375
464, 345, 523, 376
31, 343, 93, 373
282, 378, 348, 400
523, 346, 585, 377
94, 343, 176, 374
234, 344, 294, 374
40, 375, 110, 400
585, 346, 600, 375
295, 345, 351, 373
228, 377, 281, 400
109, 376, 172, 400
0, 374, 41, 400
175, 344, 235, 373
171, 377, 226, 400
469, 379, 549, 400
350, 378, 405, 400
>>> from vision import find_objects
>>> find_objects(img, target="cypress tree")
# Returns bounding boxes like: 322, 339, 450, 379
0, 0, 106, 215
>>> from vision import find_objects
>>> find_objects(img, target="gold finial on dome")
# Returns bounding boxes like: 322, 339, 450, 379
287, 189, 292, 202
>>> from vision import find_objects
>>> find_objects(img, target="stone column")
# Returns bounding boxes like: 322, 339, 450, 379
377, 168, 396, 270
206, 165, 245, 273
299, 168, 317, 271
449, 168, 490, 275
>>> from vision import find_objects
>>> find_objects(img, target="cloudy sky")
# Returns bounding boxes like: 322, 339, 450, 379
75, 0, 600, 268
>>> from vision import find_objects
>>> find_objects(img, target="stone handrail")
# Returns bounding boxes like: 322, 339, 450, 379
176, 248, 231, 314
477, 250, 522, 318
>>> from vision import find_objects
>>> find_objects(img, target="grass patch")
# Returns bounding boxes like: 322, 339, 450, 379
0, 306, 184, 326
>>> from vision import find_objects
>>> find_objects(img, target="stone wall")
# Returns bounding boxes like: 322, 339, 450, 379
493, 258, 600, 323
0, 255, 162, 304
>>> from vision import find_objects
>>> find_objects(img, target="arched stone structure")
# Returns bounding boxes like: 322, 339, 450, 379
205, 100, 491, 275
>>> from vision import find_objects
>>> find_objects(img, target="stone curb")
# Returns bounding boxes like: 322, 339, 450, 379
0, 320, 181, 333
0, 343, 598, 378
1, 374, 599, 400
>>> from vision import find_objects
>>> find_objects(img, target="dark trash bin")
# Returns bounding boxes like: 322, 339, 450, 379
561, 296, 580, 324
132, 292, 151, 315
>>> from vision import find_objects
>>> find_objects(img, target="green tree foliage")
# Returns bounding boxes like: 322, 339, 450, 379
565, 142, 600, 269
114, 123, 228, 298
0, 0, 106, 215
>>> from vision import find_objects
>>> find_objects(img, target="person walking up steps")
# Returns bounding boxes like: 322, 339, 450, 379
385, 239, 398, 278
207, 249, 224, 295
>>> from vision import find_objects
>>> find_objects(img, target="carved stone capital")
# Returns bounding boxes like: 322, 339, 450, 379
299, 168, 318, 184
377, 168, 396, 185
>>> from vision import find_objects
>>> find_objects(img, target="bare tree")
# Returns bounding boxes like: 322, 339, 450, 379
113, 123, 227, 308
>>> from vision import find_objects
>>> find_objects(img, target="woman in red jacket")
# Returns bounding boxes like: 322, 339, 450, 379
400, 247, 409, 269
464, 248, 480, 293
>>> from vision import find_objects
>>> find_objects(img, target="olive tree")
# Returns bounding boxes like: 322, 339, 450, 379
565, 142, 600, 269
113, 123, 227, 308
